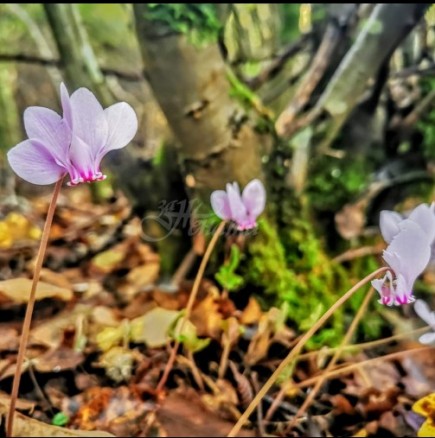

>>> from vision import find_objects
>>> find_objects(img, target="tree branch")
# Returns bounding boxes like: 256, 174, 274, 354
0, 52, 142, 82
275, 4, 358, 138
245, 33, 312, 91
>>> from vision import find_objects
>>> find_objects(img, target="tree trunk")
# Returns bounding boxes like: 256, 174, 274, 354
133, 4, 265, 207
44, 4, 112, 106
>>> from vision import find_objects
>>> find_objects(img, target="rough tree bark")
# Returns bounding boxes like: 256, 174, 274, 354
133, 4, 265, 207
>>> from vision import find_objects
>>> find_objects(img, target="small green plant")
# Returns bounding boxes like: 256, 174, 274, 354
145, 4, 221, 46
215, 244, 245, 292
52, 412, 69, 427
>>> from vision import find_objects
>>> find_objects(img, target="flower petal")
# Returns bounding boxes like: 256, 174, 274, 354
227, 182, 248, 226
23, 106, 71, 165
69, 135, 99, 179
383, 219, 431, 290
210, 190, 231, 220
242, 179, 266, 218
418, 332, 435, 344
414, 299, 435, 327
380, 210, 402, 243
409, 203, 435, 243
69, 87, 108, 156
7, 139, 66, 185
101, 102, 138, 156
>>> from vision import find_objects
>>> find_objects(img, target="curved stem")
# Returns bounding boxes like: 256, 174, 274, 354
7, 178, 63, 437
156, 220, 226, 393
294, 345, 432, 389
227, 266, 388, 437
285, 286, 375, 431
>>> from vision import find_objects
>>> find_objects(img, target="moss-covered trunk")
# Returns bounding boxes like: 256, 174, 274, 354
133, 4, 265, 207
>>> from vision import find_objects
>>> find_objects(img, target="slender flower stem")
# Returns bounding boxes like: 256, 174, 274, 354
7, 178, 63, 438
294, 345, 432, 389
156, 220, 226, 393
227, 267, 388, 437
265, 323, 429, 420
285, 286, 375, 431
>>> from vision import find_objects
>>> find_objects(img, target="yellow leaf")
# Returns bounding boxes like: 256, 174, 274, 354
96, 320, 129, 352
418, 419, 435, 437
91, 249, 125, 273
0, 222, 12, 248
0, 278, 72, 304
413, 393, 435, 417
130, 307, 180, 348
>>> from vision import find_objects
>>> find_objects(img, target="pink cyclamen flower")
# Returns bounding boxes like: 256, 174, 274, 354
210, 179, 266, 230
8, 83, 138, 186
414, 299, 435, 344
372, 203, 435, 306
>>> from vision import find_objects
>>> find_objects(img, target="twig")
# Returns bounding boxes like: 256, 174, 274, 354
245, 34, 312, 91
293, 346, 433, 390
7, 177, 63, 437
275, 19, 347, 138
187, 350, 204, 391
170, 248, 197, 287
156, 221, 226, 392
28, 360, 54, 415
0, 53, 142, 82
393, 63, 435, 79
227, 266, 388, 437
251, 372, 266, 437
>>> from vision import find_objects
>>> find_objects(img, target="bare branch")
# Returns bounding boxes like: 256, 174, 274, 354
0, 52, 142, 82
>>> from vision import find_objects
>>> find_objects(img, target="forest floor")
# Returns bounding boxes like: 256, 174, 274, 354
0, 187, 434, 437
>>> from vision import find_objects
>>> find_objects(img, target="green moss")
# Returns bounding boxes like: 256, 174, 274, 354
144, 4, 221, 46
307, 155, 370, 212
244, 215, 352, 349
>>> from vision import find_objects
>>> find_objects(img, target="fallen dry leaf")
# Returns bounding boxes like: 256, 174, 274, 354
0, 392, 114, 437
0, 278, 72, 304
64, 386, 153, 436
31, 304, 93, 349
130, 307, 180, 348
156, 388, 255, 437
33, 346, 84, 373
240, 297, 262, 325
97, 346, 141, 383
191, 294, 223, 339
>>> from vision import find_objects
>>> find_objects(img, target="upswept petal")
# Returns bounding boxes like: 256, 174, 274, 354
23, 107, 71, 165
227, 182, 248, 226
68, 135, 101, 182
394, 273, 414, 304
7, 139, 66, 185
380, 210, 402, 243
408, 203, 435, 243
69, 87, 109, 156
418, 332, 435, 344
101, 102, 138, 157
414, 299, 435, 328
210, 190, 231, 220
242, 179, 266, 218
383, 219, 431, 288
60, 82, 73, 129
